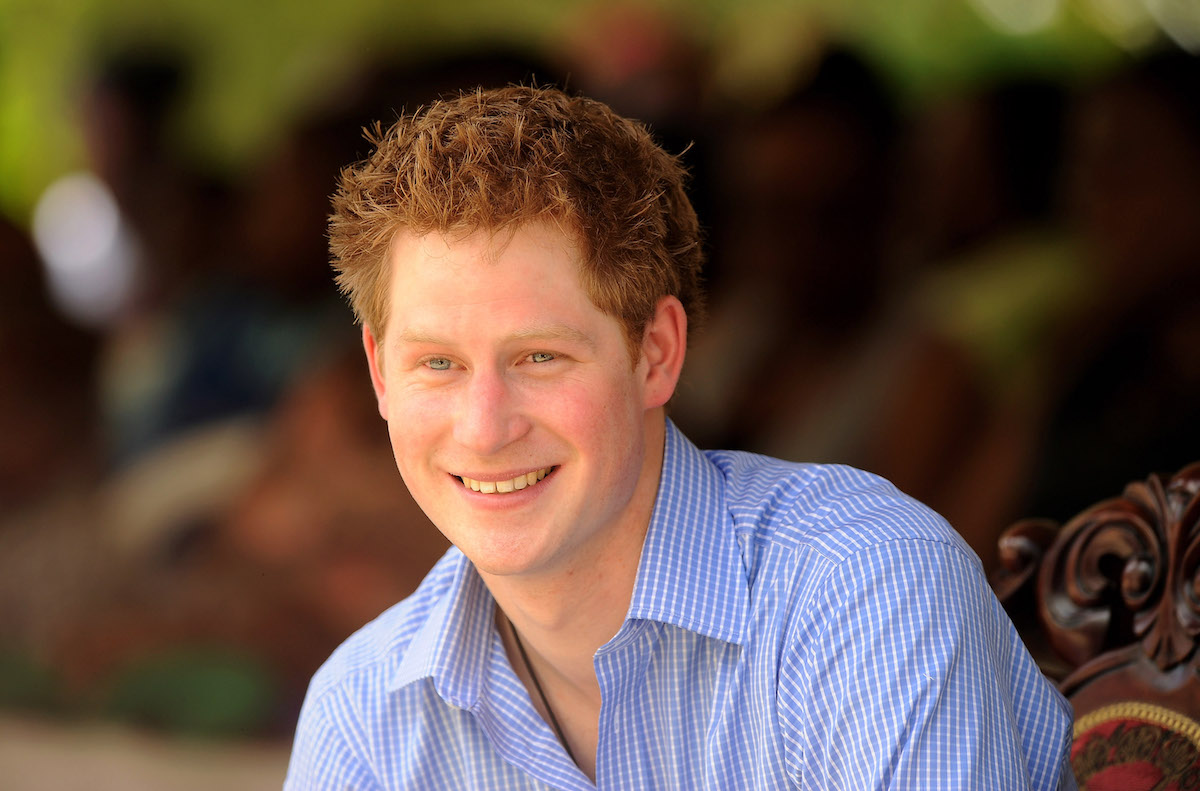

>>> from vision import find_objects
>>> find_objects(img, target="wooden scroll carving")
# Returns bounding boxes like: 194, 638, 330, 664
994, 463, 1200, 706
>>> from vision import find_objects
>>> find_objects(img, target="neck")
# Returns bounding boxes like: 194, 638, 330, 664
492, 541, 639, 691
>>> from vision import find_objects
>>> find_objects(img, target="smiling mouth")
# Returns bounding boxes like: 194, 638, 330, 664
456, 467, 556, 494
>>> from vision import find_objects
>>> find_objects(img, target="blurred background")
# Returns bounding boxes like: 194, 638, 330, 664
1, 0, 1198, 786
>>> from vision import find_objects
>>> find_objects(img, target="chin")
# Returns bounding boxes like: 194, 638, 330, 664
466, 549, 555, 580
449, 524, 559, 578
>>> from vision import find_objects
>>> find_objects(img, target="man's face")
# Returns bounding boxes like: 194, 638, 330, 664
365, 221, 678, 582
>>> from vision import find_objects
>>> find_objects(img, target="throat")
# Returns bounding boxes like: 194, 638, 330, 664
506, 614, 576, 762
500, 611, 601, 780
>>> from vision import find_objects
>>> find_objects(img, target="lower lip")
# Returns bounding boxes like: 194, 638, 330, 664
452, 470, 556, 508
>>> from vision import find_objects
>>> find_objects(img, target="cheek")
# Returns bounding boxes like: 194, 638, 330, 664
383, 419, 414, 482
538, 373, 632, 429
546, 376, 644, 464
383, 415, 445, 519
383, 390, 445, 463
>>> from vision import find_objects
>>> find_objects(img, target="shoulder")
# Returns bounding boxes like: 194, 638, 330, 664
707, 451, 997, 670
707, 450, 992, 649
694, 449, 1072, 788
704, 449, 970, 566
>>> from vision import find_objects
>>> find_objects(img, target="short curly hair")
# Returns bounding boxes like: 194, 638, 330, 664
328, 85, 705, 355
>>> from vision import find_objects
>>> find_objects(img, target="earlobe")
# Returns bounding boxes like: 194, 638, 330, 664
641, 296, 687, 409
362, 325, 389, 420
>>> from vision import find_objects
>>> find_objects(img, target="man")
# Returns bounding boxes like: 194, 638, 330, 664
285, 86, 1075, 789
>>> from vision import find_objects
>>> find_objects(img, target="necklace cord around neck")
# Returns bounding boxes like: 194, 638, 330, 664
506, 614, 578, 766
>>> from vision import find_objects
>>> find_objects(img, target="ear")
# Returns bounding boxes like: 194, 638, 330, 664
640, 295, 687, 409
363, 324, 389, 420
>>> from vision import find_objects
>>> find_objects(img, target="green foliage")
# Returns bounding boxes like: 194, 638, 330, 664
100, 647, 278, 738
0, 650, 64, 714
0, 0, 1132, 222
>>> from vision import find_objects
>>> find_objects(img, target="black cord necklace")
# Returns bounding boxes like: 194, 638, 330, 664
506, 615, 578, 765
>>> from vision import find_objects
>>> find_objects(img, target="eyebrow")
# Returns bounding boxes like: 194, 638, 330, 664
396, 323, 597, 351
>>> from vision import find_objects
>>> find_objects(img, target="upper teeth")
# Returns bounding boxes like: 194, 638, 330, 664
461, 468, 551, 494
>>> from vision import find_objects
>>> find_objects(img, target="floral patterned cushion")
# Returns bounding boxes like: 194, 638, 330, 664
1072, 702, 1200, 791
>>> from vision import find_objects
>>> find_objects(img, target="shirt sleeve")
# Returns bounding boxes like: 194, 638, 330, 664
778, 537, 1074, 790
284, 687, 384, 791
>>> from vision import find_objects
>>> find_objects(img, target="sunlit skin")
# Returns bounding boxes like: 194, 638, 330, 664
363, 221, 687, 780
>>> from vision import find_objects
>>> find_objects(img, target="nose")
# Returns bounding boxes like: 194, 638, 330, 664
451, 366, 529, 456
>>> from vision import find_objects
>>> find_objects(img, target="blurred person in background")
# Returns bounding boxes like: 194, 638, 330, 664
843, 75, 1081, 569
0, 217, 108, 702
78, 45, 208, 306
1020, 47, 1200, 521
87, 45, 346, 469
0, 218, 101, 518
672, 47, 901, 461
868, 47, 1200, 559
39, 59, 370, 732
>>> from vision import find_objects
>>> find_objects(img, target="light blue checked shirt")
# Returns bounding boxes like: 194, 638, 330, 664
286, 419, 1075, 789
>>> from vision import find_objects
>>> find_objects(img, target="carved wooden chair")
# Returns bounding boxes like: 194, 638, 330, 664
992, 462, 1200, 791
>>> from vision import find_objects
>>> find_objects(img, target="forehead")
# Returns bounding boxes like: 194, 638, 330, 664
384, 221, 604, 336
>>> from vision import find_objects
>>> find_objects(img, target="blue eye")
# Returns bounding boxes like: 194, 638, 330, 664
427, 358, 452, 370
530, 352, 555, 363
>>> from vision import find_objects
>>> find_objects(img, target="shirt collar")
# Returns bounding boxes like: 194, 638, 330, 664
625, 419, 750, 647
388, 550, 495, 708
387, 418, 750, 703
